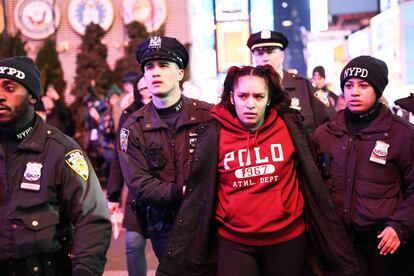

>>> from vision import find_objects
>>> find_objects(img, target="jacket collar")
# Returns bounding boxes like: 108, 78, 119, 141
327, 104, 392, 136
17, 115, 48, 152
139, 95, 206, 131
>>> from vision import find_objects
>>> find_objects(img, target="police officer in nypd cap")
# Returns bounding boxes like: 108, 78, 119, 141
0, 56, 111, 275
247, 30, 336, 133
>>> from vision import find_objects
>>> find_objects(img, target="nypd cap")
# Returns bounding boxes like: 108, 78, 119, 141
136, 36, 189, 70
0, 56, 41, 101
340, 55, 388, 98
247, 30, 289, 51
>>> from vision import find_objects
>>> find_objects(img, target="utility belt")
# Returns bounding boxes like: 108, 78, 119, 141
0, 251, 71, 276
131, 200, 178, 232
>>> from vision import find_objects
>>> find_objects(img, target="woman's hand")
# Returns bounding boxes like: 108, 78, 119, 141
377, 226, 400, 255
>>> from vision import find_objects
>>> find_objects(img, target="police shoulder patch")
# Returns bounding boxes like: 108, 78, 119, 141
120, 128, 130, 153
314, 90, 331, 107
65, 149, 89, 181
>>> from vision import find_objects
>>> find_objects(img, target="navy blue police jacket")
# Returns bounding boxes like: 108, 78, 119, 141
0, 115, 111, 275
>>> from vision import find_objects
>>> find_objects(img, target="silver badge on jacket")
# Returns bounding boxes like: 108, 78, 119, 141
369, 140, 390, 165
23, 162, 43, 181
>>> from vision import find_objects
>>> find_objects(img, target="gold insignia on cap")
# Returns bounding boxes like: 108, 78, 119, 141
261, 30, 271, 39
149, 36, 162, 49
65, 149, 89, 181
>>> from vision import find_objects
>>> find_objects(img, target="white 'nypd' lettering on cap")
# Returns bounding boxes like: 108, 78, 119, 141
343, 67, 369, 78
0, 66, 26, 79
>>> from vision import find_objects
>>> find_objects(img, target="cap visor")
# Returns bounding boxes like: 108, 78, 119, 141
140, 52, 182, 68
251, 42, 284, 50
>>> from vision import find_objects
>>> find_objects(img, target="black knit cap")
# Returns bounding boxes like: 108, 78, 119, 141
136, 36, 189, 70
340, 55, 388, 98
0, 56, 41, 101
313, 66, 326, 78
247, 30, 289, 51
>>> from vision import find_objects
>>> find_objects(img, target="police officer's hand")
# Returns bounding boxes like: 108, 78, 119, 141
107, 202, 120, 215
377, 226, 401, 255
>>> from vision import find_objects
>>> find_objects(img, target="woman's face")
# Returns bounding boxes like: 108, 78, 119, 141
231, 75, 269, 130
344, 78, 377, 114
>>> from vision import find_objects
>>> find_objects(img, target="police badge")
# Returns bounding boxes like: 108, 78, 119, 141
369, 140, 390, 165
290, 97, 301, 110
24, 162, 43, 181
21, 162, 43, 191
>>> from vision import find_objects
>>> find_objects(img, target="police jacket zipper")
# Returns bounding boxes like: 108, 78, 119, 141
344, 135, 356, 224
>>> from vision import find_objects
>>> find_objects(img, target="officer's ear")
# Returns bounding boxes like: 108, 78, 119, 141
177, 68, 185, 82
280, 50, 285, 63
28, 94, 37, 106
230, 92, 234, 105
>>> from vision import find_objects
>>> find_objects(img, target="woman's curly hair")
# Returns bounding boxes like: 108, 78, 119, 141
220, 65, 291, 117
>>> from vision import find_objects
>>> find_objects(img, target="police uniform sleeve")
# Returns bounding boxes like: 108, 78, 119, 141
118, 124, 183, 208
107, 110, 133, 202
62, 144, 111, 275
386, 136, 414, 242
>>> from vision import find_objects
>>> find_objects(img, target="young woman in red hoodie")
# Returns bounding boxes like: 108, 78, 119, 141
211, 65, 307, 275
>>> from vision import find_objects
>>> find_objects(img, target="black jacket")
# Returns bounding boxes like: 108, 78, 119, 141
282, 70, 336, 133
313, 105, 414, 242
156, 108, 359, 276
0, 115, 111, 275
118, 96, 214, 210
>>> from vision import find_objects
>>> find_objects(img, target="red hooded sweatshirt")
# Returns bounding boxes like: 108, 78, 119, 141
211, 104, 305, 246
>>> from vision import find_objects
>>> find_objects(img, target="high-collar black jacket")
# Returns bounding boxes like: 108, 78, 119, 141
313, 105, 414, 243
0, 115, 111, 276
156, 108, 359, 276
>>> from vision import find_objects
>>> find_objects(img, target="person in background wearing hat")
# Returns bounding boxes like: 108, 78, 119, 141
0, 56, 111, 275
107, 73, 149, 276
118, 36, 217, 267
312, 65, 342, 111
247, 30, 336, 133
113, 71, 139, 131
313, 55, 414, 275
394, 93, 414, 124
